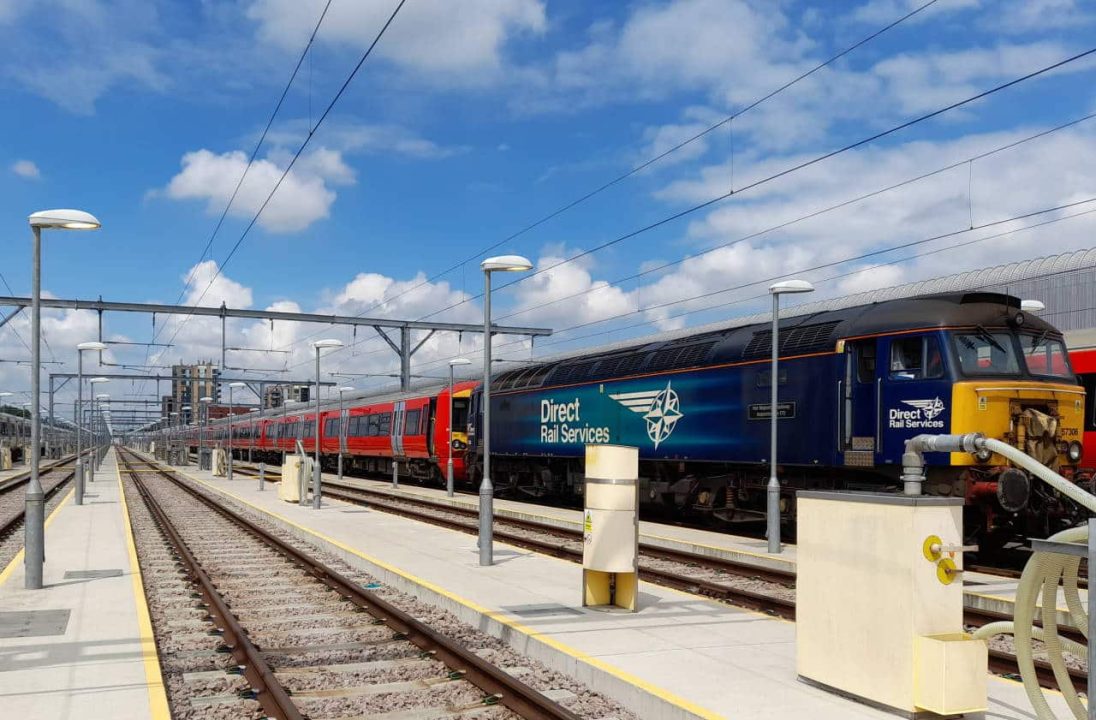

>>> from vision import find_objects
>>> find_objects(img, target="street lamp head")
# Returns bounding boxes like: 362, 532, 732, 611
481, 255, 533, 272
228, 382, 247, 389
199, 396, 213, 403
769, 279, 814, 295
338, 386, 355, 393
449, 357, 472, 367
77, 341, 108, 352
249, 408, 259, 413
96, 394, 109, 400
28, 208, 101, 230
312, 338, 344, 349
1021, 299, 1045, 312
0, 392, 12, 398
181, 405, 191, 411
89, 376, 110, 384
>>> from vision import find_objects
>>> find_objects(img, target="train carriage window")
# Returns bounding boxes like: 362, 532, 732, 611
404, 408, 421, 435
325, 418, 339, 436
348, 416, 361, 437
379, 413, 391, 435
365, 413, 378, 436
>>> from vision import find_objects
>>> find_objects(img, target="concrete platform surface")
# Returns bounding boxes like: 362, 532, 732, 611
224, 458, 1082, 627
0, 449, 168, 720
164, 452, 1071, 720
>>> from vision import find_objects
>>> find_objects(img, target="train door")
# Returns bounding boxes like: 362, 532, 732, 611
842, 339, 878, 466
427, 396, 438, 459
391, 401, 405, 457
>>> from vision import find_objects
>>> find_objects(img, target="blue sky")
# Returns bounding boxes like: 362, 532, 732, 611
0, 0, 1094, 414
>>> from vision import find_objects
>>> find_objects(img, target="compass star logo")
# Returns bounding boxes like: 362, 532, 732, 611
608, 381, 685, 449
902, 397, 945, 420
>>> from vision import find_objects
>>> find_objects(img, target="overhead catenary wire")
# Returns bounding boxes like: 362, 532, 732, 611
414, 45, 1096, 323
491, 112, 1096, 324
147, 0, 407, 384
269, 105, 1096, 374
404, 198, 1096, 375
345, 0, 942, 320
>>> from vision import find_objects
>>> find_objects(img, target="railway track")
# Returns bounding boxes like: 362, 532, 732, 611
118, 448, 610, 720
219, 459, 1089, 694
0, 456, 79, 569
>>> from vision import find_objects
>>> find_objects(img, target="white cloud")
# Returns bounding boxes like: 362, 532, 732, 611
161, 147, 354, 233
248, 0, 546, 85
10, 159, 39, 179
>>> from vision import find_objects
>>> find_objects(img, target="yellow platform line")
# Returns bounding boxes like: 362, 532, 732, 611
159, 459, 728, 720
116, 459, 172, 720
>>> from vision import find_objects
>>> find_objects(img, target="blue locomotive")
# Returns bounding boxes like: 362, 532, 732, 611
470, 292, 1086, 545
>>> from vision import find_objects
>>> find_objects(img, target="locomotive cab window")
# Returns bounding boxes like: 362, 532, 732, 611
953, 331, 1020, 376
889, 336, 944, 380
1020, 334, 1073, 379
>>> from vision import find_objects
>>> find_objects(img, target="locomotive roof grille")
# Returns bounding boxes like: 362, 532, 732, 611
647, 340, 719, 372
742, 320, 841, 360
595, 352, 647, 378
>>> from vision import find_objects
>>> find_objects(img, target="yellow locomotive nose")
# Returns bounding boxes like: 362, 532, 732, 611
949, 381, 1085, 468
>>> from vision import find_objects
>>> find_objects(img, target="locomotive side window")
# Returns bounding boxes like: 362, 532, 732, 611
889, 336, 944, 380
953, 332, 1020, 375
857, 344, 876, 383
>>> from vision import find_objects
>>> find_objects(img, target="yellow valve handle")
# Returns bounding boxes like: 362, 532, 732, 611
923, 534, 942, 562
936, 557, 960, 585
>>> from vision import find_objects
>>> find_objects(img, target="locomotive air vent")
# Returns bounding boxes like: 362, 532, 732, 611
742, 320, 841, 360
646, 340, 719, 372
547, 359, 599, 386
595, 352, 647, 379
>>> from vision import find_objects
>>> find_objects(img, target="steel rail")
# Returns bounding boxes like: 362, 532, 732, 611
309, 479, 1086, 694
0, 468, 77, 541
121, 458, 302, 719
122, 449, 582, 720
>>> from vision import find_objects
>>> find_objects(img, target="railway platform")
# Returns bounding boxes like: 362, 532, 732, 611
163, 452, 1074, 720
0, 449, 169, 720
226, 459, 1082, 631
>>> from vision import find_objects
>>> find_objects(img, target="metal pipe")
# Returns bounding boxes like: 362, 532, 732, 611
25, 224, 44, 589
313, 347, 322, 509
480, 270, 494, 566
766, 292, 780, 554
901, 433, 983, 495
447, 364, 455, 498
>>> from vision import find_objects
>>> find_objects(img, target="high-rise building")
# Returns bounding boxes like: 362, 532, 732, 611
171, 362, 220, 422
262, 384, 309, 409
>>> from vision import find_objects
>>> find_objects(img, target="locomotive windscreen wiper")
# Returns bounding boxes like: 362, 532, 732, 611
975, 326, 1007, 353
1029, 329, 1049, 351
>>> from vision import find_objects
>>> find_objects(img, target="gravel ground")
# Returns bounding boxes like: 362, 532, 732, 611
0, 465, 74, 571
123, 456, 634, 720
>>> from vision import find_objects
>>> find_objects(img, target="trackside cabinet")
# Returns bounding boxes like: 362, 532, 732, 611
582, 444, 639, 612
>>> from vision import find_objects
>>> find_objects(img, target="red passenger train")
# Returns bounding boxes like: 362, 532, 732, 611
185, 381, 476, 483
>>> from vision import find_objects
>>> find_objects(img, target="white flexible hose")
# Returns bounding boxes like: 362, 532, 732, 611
974, 439, 1094, 720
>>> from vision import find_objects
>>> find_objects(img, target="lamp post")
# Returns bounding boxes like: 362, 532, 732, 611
181, 406, 191, 464
26, 209, 99, 589
227, 382, 246, 481
479, 255, 533, 566
311, 340, 343, 509
95, 394, 109, 469
75, 342, 107, 504
767, 279, 814, 554
87, 378, 109, 482
169, 412, 178, 464
249, 408, 259, 463
199, 396, 212, 470
0, 393, 11, 460
447, 358, 471, 497
337, 386, 354, 483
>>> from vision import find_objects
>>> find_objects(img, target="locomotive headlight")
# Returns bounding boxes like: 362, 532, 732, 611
451, 439, 467, 450
974, 446, 993, 463
1068, 441, 1083, 464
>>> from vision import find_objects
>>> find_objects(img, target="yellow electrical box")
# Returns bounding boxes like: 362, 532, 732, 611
278, 455, 311, 503
796, 491, 987, 716
582, 444, 639, 612
914, 633, 989, 715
